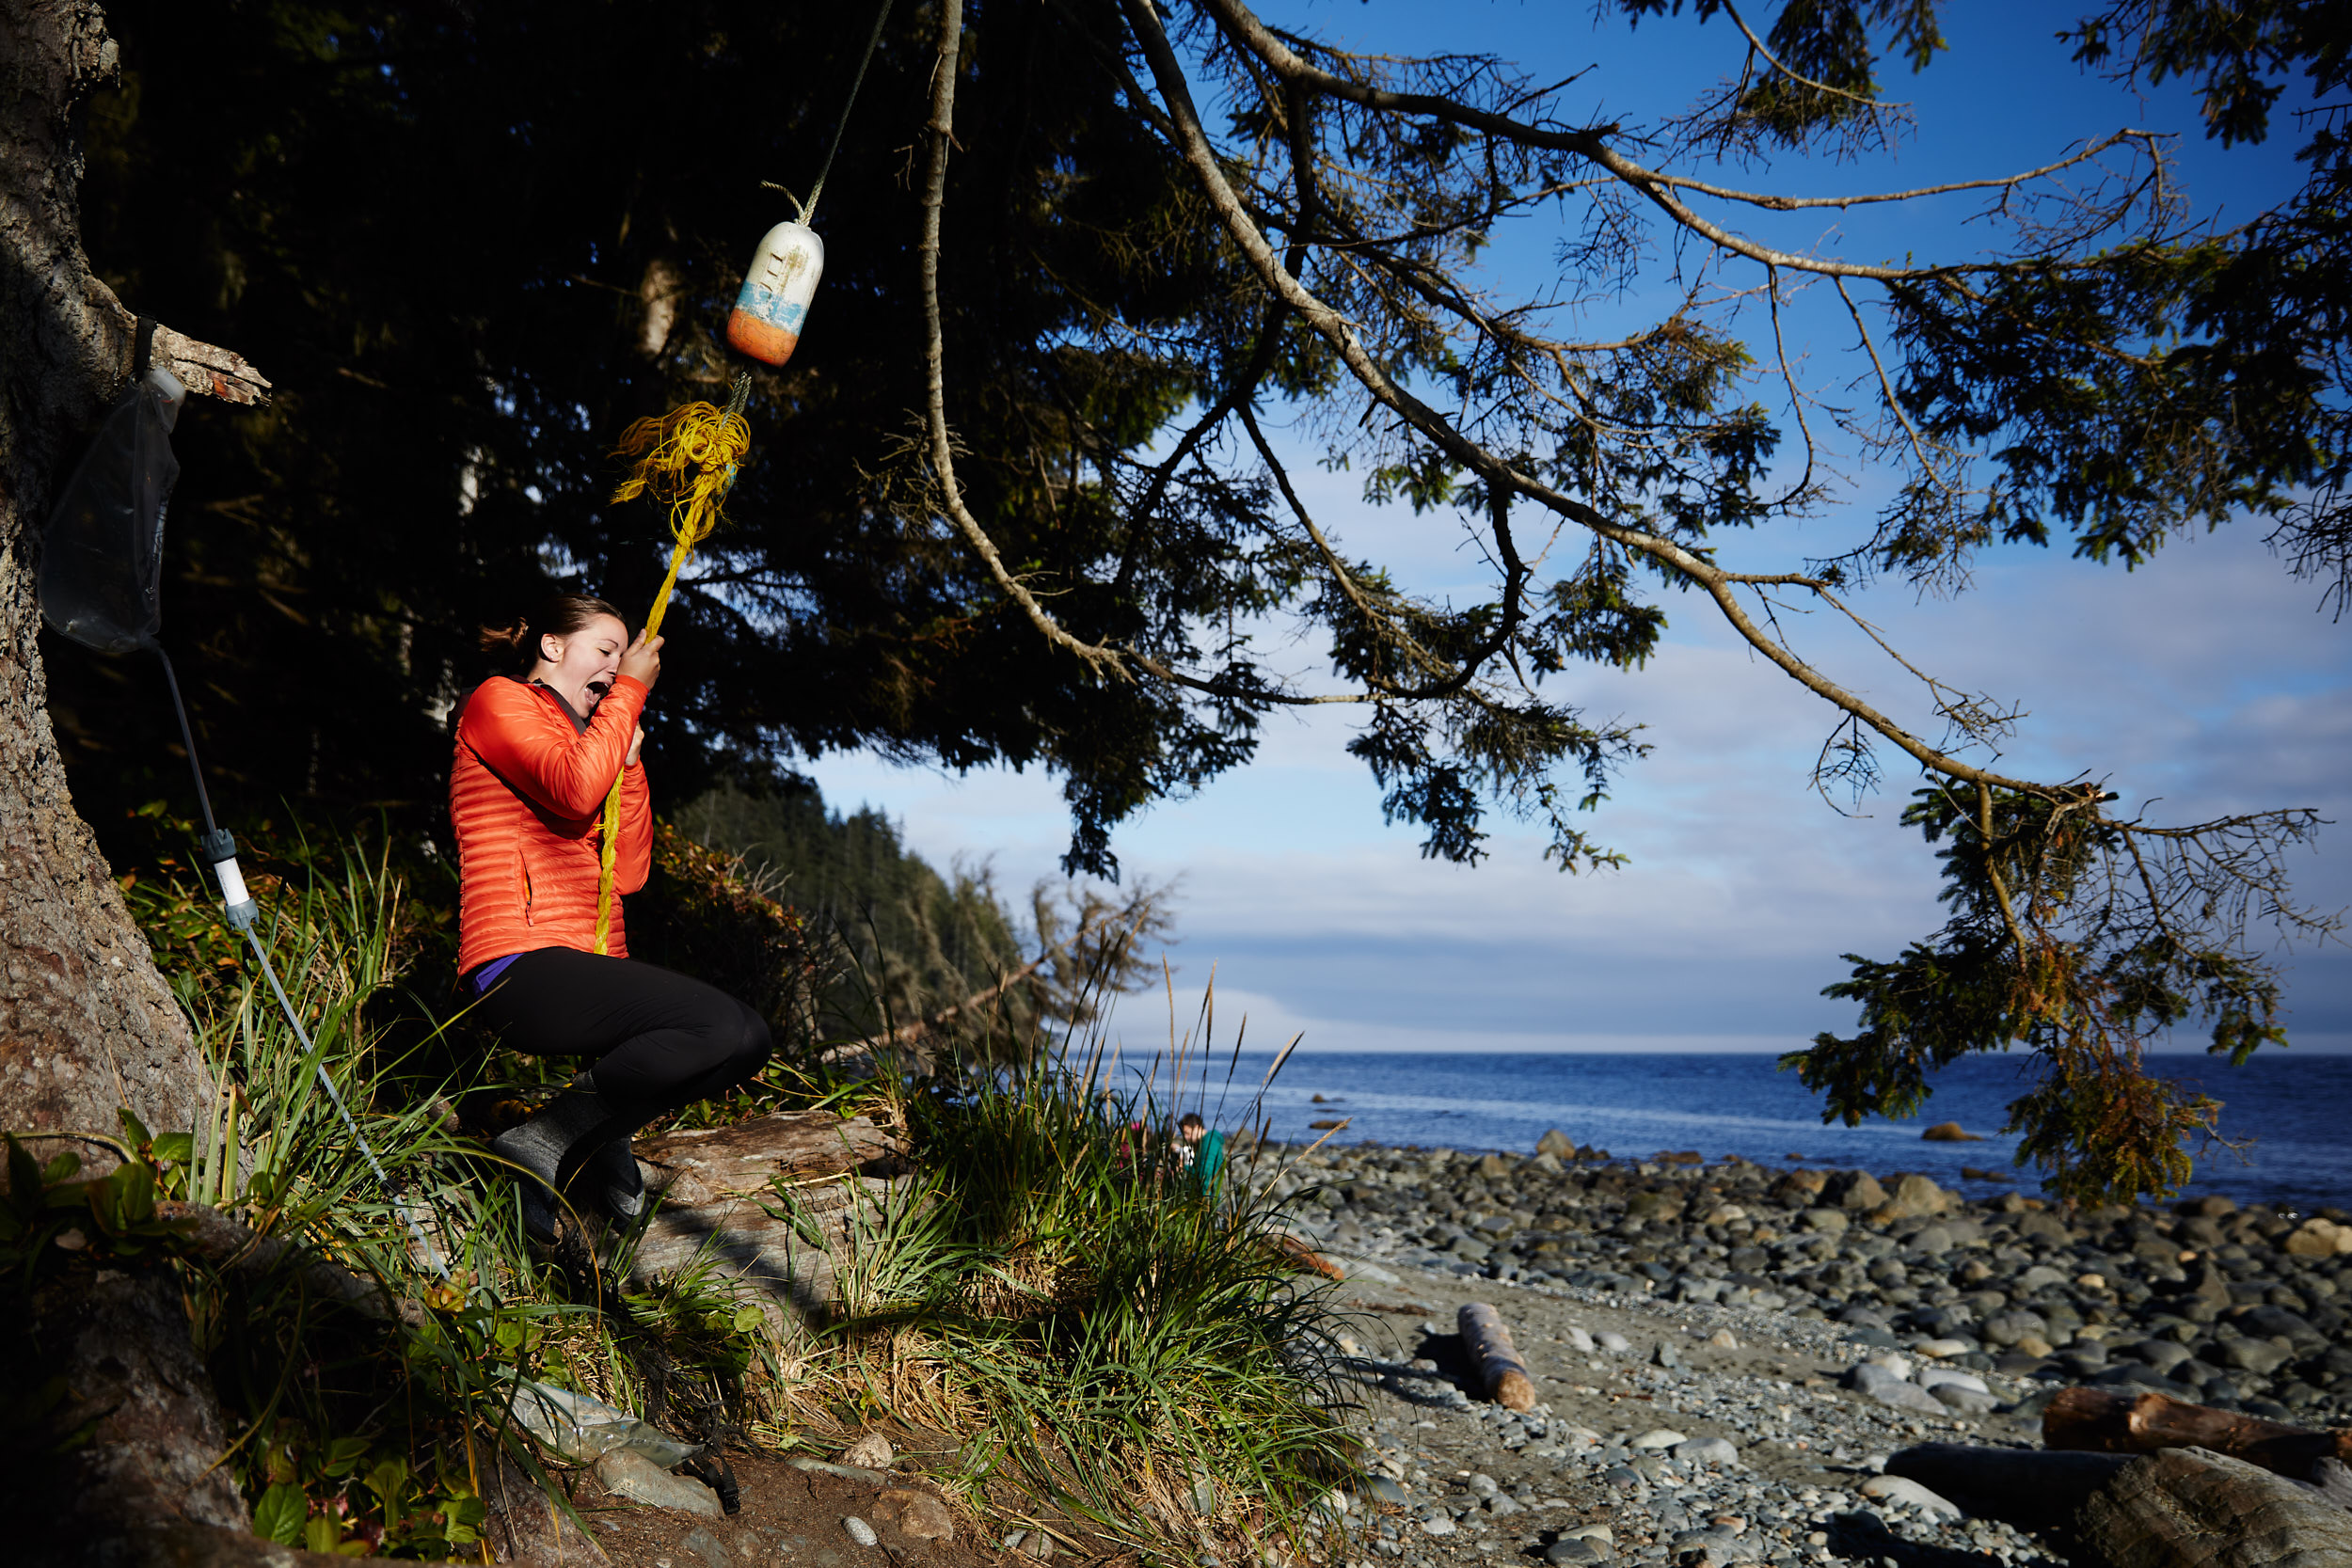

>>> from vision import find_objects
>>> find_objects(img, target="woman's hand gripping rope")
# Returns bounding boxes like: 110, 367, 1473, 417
593, 374, 752, 954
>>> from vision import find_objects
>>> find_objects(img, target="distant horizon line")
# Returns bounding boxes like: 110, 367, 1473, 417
1098, 1038, 2352, 1057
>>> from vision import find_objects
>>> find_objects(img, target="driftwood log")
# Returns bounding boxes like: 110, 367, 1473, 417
1457, 1301, 1535, 1411
1883, 1443, 2132, 1530
1269, 1231, 1344, 1280
2045, 1386, 2352, 1481
632, 1109, 907, 1206
2075, 1445, 2352, 1568
609, 1110, 913, 1331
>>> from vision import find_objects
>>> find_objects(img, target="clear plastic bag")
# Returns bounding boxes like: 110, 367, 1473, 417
506, 1378, 704, 1468
40, 369, 184, 654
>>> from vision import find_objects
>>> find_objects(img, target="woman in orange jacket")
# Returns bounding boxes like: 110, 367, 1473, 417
452, 594, 771, 1241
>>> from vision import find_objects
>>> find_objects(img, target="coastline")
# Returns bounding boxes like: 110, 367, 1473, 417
1214, 1051, 2352, 1213
1257, 1136, 2352, 1421
1258, 1135, 2352, 1566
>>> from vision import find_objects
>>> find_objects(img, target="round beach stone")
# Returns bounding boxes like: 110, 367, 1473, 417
1915, 1366, 1989, 1394
1674, 1436, 1740, 1467
1859, 1476, 1961, 1518
1931, 1383, 1999, 1414
2222, 1338, 2294, 1375
1909, 1225, 1956, 1256
841, 1431, 895, 1469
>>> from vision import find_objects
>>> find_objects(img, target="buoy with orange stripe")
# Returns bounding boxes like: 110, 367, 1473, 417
725, 221, 826, 368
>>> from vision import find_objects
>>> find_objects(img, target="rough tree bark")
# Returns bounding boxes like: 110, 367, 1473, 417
0, 0, 265, 1173
2, 2, 269, 1558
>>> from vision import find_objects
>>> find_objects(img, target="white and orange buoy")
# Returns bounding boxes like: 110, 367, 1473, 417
725, 221, 825, 368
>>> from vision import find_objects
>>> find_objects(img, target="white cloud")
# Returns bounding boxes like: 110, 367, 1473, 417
806, 518, 2347, 1055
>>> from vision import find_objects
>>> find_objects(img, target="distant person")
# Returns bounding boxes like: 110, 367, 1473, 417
1177, 1111, 1226, 1195
450, 594, 772, 1242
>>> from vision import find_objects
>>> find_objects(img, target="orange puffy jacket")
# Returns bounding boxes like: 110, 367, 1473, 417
450, 675, 652, 974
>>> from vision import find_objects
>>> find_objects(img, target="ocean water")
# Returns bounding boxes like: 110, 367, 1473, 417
1152, 1052, 2351, 1212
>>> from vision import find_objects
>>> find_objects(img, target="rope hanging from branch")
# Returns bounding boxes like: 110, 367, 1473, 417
593, 0, 895, 949
592, 373, 752, 955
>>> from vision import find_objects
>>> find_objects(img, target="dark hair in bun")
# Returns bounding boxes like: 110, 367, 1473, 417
478, 594, 625, 673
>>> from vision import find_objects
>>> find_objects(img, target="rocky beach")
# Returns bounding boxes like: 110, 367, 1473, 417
1256, 1134, 2352, 1567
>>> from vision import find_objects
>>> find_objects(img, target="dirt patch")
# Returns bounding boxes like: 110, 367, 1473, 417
567, 1449, 1132, 1568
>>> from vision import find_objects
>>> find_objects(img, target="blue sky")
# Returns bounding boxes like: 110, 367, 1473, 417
803, 1, 2349, 1057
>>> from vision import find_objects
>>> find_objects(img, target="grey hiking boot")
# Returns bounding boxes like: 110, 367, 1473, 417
488, 1080, 618, 1243
579, 1136, 647, 1220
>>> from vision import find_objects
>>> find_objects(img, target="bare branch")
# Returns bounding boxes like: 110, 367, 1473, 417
92, 285, 272, 405
918, 0, 1127, 681
1122, 0, 2074, 802
1642, 131, 2160, 214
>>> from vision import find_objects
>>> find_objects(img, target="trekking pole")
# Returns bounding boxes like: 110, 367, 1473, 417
164, 647, 450, 1280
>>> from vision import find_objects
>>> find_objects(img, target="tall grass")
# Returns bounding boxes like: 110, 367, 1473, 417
776, 986, 1358, 1560
111, 833, 782, 1558
92, 824, 1354, 1561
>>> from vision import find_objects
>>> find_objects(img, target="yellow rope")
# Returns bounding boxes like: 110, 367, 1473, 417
593, 394, 752, 954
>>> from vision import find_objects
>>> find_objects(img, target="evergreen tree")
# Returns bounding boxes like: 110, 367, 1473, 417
37, 0, 2347, 1196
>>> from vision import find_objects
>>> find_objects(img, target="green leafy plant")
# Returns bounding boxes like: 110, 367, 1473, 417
0, 1132, 194, 1287
249, 1427, 485, 1558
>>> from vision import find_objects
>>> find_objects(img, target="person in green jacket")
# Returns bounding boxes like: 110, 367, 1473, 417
1177, 1112, 1225, 1196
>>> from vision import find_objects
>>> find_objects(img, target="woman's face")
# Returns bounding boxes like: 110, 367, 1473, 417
538, 614, 629, 705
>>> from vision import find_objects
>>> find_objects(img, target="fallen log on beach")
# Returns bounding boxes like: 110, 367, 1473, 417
1269, 1231, 1345, 1279
2075, 1445, 2352, 1567
2044, 1386, 2352, 1481
1458, 1301, 1535, 1411
1883, 1443, 2131, 1531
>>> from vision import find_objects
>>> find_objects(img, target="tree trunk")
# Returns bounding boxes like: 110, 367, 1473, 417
1, 2, 265, 1557
1, 0, 207, 1175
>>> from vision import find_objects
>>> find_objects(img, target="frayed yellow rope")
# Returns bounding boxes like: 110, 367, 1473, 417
609, 400, 752, 637
594, 388, 753, 954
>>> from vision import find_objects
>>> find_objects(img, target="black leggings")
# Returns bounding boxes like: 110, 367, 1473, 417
473, 948, 771, 1125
